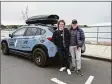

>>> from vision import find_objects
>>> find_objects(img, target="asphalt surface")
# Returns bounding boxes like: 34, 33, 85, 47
1, 54, 111, 84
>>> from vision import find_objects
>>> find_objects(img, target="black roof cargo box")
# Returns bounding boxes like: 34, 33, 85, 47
26, 14, 59, 25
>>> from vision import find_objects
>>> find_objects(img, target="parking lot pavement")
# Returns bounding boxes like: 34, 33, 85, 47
1, 54, 111, 84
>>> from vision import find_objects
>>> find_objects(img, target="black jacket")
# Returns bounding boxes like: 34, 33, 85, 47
52, 28, 70, 48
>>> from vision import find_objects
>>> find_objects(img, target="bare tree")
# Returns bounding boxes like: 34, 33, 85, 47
21, 5, 29, 21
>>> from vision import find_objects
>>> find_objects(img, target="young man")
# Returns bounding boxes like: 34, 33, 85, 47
52, 20, 71, 75
69, 19, 85, 73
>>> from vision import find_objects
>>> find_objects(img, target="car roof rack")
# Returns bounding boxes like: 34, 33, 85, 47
28, 23, 57, 30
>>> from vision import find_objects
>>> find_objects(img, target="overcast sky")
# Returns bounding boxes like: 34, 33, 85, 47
1, 2, 111, 25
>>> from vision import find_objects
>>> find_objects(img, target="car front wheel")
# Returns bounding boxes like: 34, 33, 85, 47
1, 42, 9, 55
33, 48, 47, 67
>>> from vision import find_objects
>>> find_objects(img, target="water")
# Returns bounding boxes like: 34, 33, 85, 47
1, 29, 15, 39
82, 26, 111, 43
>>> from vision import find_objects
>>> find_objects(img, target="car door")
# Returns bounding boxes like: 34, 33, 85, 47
8, 27, 27, 50
21, 27, 41, 51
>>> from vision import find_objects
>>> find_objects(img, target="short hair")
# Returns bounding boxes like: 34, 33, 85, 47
57, 20, 66, 27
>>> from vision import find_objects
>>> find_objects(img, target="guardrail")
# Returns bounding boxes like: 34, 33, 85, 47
1, 26, 111, 45
81, 26, 111, 45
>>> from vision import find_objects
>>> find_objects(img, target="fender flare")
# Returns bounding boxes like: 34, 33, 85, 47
32, 44, 49, 58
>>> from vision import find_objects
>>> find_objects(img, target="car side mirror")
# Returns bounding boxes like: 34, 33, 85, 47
9, 34, 13, 38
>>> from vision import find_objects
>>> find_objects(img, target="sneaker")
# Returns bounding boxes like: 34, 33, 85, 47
76, 70, 82, 73
59, 67, 66, 71
76, 70, 83, 76
67, 69, 71, 75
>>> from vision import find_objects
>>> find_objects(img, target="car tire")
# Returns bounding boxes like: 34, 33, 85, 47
33, 48, 47, 67
1, 42, 9, 55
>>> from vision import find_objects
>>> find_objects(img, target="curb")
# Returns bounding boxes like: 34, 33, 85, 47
82, 55, 111, 62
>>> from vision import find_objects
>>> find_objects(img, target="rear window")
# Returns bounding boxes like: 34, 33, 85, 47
48, 27, 57, 33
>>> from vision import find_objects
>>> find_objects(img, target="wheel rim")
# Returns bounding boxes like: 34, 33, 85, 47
36, 56, 41, 63
34, 52, 42, 64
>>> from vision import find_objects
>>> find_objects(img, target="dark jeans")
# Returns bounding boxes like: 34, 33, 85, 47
58, 47, 70, 69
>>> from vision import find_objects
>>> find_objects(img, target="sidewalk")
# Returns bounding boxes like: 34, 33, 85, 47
82, 44, 111, 61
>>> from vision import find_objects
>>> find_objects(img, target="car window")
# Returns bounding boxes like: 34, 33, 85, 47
36, 28, 41, 35
13, 27, 27, 37
41, 29, 46, 35
25, 27, 38, 36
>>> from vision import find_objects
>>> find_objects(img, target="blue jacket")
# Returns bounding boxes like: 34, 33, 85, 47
70, 27, 85, 48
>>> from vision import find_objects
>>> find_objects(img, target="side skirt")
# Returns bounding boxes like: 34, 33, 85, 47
9, 48, 32, 59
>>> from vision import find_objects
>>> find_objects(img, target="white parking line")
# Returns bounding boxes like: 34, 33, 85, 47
51, 78, 67, 84
85, 76, 94, 84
